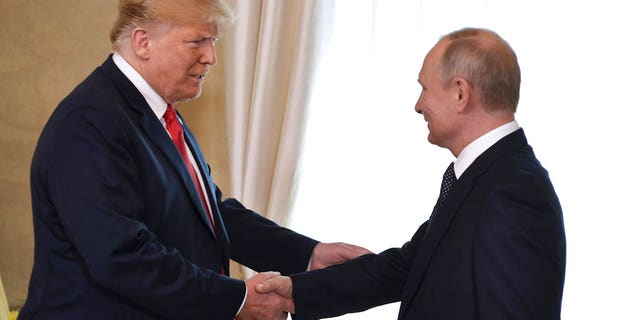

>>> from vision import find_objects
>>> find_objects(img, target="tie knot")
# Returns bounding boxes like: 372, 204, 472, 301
163, 104, 178, 122
443, 162, 456, 183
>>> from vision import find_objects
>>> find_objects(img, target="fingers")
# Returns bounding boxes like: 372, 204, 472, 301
281, 293, 295, 314
339, 242, 373, 257
239, 272, 295, 320
254, 279, 274, 294
310, 242, 373, 270
255, 271, 281, 280
255, 276, 293, 299
245, 272, 283, 296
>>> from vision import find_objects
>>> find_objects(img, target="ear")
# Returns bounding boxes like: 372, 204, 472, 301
131, 27, 152, 60
452, 78, 471, 112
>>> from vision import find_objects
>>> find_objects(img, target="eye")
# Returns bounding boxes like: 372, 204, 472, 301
187, 37, 216, 48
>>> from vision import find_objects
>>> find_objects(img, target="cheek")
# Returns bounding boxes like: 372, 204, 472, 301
163, 53, 190, 74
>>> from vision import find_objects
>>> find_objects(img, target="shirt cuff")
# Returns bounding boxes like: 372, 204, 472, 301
236, 285, 248, 316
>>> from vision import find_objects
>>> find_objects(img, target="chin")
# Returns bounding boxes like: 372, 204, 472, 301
174, 89, 202, 104
427, 135, 437, 145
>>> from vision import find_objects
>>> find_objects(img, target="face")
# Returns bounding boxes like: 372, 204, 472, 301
414, 41, 458, 148
142, 21, 218, 104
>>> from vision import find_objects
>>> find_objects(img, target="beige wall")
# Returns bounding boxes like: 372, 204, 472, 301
0, 0, 233, 308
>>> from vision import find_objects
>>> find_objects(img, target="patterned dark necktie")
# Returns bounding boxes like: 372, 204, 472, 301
437, 162, 457, 207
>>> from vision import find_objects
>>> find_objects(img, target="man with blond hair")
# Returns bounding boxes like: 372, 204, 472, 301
20, 1, 369, 319
258, 28, 566, 320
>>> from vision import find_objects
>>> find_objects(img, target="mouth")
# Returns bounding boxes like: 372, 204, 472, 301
190, 72, 207, 82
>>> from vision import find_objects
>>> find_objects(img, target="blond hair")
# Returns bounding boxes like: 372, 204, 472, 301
110, 0, 236, 50
439, 28, 521, 113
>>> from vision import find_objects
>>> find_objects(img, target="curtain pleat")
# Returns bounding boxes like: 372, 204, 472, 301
222, 0, 334, 225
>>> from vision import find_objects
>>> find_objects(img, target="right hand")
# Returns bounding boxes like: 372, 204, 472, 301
255, 275, 293, 300
237, 272, 293, 320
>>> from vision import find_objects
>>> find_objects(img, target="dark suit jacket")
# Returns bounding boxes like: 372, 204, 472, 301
291, 129, 566, 320
20, 56, 318, 320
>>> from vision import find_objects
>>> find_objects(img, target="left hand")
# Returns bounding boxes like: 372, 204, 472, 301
309, 242, 373, 270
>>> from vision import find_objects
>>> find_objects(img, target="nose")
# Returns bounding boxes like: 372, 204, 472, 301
415, 94, 423, 114
201, 40, 217, 66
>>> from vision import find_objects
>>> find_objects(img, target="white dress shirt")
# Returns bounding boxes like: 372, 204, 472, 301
454, 120, 520, 178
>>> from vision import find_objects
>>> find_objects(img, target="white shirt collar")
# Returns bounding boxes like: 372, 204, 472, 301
454, 120, 520, 178
112, 52, 168, 121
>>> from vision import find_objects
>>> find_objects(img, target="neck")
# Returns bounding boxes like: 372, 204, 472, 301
449, 113, 515, 157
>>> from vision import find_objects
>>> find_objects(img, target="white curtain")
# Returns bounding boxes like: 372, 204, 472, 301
221, 0, 334, 225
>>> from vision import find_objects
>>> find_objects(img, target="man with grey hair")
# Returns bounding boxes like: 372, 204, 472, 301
258, 27, 566, 320
20, 1, 369, 319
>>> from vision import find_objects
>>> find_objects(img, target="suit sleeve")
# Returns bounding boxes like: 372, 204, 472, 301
473, 176, 566, 319
41, 106, 245, 320
220, 196, 319, 275
289, 220, 432, 319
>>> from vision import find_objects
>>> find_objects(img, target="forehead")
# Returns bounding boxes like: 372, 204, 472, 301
159, 20, 219, 38
186, 21, 218, 35
419, 40, 447, 83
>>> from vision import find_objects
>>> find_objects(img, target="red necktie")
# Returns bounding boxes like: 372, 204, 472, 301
163, 104, 217, 231
163, 105, 225, 275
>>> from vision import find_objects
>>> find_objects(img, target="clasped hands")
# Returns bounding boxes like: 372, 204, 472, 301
236, 242, 371, 320
236, 271, 293, 320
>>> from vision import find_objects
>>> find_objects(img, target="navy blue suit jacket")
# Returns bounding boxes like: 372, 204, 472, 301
291, 129, 566, 320
20, 56, 318, 320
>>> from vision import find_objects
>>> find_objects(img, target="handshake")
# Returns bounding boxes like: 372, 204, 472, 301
236, 242, 371, 320
236, 271, 295, 320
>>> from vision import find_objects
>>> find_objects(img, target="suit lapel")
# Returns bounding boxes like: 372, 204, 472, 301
398, 176, 473, 319
138, 112, 213, 228
98, 56, 223, 247
182, 120, 231, 267
397, 129, 529, 320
